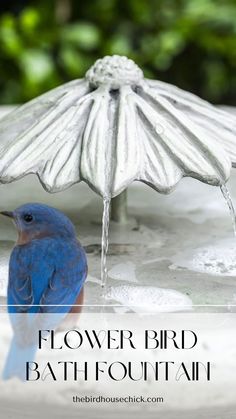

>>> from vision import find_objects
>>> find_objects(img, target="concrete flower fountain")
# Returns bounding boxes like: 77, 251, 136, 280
0, 55, 236, 290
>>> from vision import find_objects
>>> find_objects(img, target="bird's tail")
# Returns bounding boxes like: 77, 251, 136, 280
3, 337, 37, 381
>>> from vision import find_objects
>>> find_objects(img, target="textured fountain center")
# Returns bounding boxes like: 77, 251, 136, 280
86, 55, 144, 89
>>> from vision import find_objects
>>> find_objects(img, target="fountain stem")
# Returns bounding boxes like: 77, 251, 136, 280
111, 190, 128, 224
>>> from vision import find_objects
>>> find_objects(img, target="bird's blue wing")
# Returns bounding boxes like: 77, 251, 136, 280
39, 238, 87, 313
8, 239, 55, 313
8, 238, 87, 314
5, 236, 87, 381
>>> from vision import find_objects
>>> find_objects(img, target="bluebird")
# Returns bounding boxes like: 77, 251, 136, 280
0, 203, 87, 380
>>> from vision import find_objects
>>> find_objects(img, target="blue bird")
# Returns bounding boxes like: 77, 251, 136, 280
0, 203, 87, 380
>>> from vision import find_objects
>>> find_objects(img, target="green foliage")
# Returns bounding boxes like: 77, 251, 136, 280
0, 0, 235, 104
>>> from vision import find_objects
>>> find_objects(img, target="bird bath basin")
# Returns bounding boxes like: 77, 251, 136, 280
0, 170, 236, 313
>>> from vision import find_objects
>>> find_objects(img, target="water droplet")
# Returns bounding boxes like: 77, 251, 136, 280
155, 123, 164, 134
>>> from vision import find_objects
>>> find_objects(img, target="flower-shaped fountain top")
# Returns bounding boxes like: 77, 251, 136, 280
0, 54, 235, 199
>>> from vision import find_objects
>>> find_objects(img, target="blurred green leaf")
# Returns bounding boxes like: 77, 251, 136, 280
19, 49, 54, 83
0, 0, 235, 105
105, 34, 132, 56
59, 47, 88, 77
204, 60, 228, 100
61, 23, 101, 50
19, 7, 40, 33
0, 14, 23, 57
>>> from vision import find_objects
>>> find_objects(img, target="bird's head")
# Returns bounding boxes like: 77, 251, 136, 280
0, 203, 76, 245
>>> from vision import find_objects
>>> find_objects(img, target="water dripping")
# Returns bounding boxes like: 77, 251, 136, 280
101, 197, 111, 291
220, 184, 236, 236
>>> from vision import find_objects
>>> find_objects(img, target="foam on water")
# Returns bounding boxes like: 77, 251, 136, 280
106, 284, 193, 313
170, 238, 236, 276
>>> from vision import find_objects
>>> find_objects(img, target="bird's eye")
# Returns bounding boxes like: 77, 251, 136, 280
23, 213, 33, 223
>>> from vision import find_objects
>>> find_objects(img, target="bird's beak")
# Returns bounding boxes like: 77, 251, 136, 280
0, 211, 14, 218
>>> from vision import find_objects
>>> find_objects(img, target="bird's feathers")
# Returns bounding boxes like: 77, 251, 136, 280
3, 203, 87, 380
8, 237, 87, 314
3, 337, 37, 381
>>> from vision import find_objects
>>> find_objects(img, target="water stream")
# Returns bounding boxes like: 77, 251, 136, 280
101, 198, 111, 292
220, 184, 236, 236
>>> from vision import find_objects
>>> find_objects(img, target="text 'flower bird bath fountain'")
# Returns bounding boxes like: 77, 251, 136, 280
0, 55, 236, 293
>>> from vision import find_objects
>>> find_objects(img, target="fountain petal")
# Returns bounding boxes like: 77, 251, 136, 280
133, 95, 182, 192
75, 85, 141, 197
0, 81, 91, 191
135, 84, 231, 188
80, 87, 112, 197
147, 79, 236, 164
182, 112, 236, 164
0, 80, 88, 144
111, 86, 141, 195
